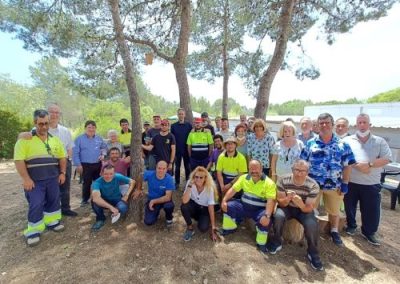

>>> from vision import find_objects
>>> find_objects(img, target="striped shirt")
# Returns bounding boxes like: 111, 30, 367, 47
277, 174, 319, 208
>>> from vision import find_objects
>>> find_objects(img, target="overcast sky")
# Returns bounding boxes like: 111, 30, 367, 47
1, 3, 399, 109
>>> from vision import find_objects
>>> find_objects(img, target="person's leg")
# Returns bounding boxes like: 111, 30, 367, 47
60, 159, 72, 212
43, 177, 62, 229
197, 205, 211, 233
24, 180, 46, 239
254, 208, 273, 247
296, 210, 320, 258
183, 150, 190, 181
148, 154, 156, 170
115, 200, 129, 216
174, 152, 182, 185
163, 201, 175, 222
222, 200, 244, 232
144, 201, 162, 225
91, 202, 107, 221
181, 199, 197, 227
81, 163, 92, 202
344, 182, 359, 230
324, 190, 344, 245
270, 207, 290, 247
360, 184, 381, 236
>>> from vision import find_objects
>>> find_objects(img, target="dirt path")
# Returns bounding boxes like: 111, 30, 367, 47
0, 161, 399, 283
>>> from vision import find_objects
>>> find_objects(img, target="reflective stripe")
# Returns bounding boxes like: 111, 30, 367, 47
24, 220, 46, 237
222, 213, 237, 230
27, 162, 59, 168
222, 171, 238, 178
241, 196, 266, 207
256, 227, 268, 245
192, 147, 209, 151
43, 209, 62, 226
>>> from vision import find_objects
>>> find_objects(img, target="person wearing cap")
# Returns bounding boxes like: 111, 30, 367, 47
171, 108, 192, 188
216, 137, 248, 198
14, 109, 67, 246
146, 115, 162, 170
142, 121, 151, 169
201, 112, 215, 136
220, 159, 276, 253
216, 117, 233, 141
187, 117, 214, 170
73, 120, 107, 205
142, 119, 176, 175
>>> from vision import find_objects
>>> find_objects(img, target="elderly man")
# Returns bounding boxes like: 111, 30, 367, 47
214, 116, 222, 132
14, 109, 67, 246
216, 137, 248, 196
201, 112, 215, 136
343, 114, 392, 246
335, 117, 351, 139
91, 164, 137, 231
300, 113, 356, 246
187, 117, 214, 170
220, 160, 276, 253
298, 116, 317, 145
73, 120, 107, 205
143, 161, 176, 226
171, 108, 192, 187
268, 160, 323, 270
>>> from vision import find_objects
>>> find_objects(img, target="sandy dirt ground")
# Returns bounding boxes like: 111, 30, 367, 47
0, 161, 399, 284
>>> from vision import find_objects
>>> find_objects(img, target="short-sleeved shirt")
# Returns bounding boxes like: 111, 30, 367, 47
233, 174, 277, 208
144, 170, 175, 200
151, 133, 176, 163
102, 159, 130, 176
216, 130, 233, 142
216, 151, 248, 182
300, 134, 356, 190
247, 132, 276, 169
49, 124, 73, 154
92, 173, 131, 203
14, 134, 66, 181
297, 131, 317, 145
271, 139, 304, 177
119, 130, 131, 146
277, 174, 320, 208
236, 140, 248, 156
184, 182, 216, 207
209, 148, 224, 171
343, 134, 392, 185
187, 130, 214, 160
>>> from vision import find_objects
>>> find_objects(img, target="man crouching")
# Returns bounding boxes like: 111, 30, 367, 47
91, 165, 136, 231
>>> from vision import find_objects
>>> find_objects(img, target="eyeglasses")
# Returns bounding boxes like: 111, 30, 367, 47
37, 122, 49, 127
194, 175, 205, 180
42, 138, 53, 156
293, 168, 307, 173
319, 121, 332, 126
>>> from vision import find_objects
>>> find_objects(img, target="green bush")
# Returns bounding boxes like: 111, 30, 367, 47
0, 110, 32, 159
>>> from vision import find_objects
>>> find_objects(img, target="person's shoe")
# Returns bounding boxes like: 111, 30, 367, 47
51, 223, 65, 232
80, 200, 89, 207
91, 220, 105, 231
62, 210, 78, 217
361, 233, 381, 246
330, 231, 343, 246
183, 229, 195, 241
307, 253, 324, 271
27, 236, 40, 247
257, 244, 268, 254
268, 243, 282, 255
217, 228, 237, 236
345, 226, 357, 236
166, 219, 173, 228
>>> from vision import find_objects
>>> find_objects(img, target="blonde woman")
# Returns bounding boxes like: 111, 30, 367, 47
181, 166, 218, 241
247, 119, 276, 175
270, 121, 304, 182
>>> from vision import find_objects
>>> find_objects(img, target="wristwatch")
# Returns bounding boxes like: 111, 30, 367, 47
264, 213, 271, 219
60, 171, 66, 175
368, 162, 373, 168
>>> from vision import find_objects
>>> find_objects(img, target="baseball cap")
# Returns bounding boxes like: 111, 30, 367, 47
194, 117, 203, 123
143, 121, 150, 125
201, 112, 209, 118
161, 119, 169, 125
223, 136, 237, 146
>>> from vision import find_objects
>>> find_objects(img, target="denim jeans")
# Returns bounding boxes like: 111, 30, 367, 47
144, 200, 174, 225
271, 206, 319, 258
92, 199, 128, 221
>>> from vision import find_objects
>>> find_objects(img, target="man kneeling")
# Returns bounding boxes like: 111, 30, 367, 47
269, 159, 323, 271
91, 165, 136, 231
221, 160, 276, 252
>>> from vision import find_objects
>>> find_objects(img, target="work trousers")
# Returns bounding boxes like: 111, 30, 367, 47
174, 151, 190, 185
60, 159, 72, 212
144, 200, 174, 225
344, 182, 381, 236
81, 162, 102, 202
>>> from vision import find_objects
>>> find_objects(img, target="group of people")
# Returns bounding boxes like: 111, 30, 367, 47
14, 104, 392, 272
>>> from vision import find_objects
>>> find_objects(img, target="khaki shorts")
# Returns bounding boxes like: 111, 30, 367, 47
316, 189, 343, 216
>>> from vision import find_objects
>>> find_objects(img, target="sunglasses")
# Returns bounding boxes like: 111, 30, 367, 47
194, 175, 205, 180
37, 122, 49, 127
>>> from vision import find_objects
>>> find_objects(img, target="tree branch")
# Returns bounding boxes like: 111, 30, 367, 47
125, 35, 174, 63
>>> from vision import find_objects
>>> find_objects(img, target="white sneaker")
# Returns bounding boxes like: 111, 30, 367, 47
27, 236, 40, 247
51, 224, 65, 232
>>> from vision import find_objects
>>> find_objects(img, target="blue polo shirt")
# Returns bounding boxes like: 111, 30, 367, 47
144, 170, 175, 200
300, 134, 356, 190
92, 173, 131, 203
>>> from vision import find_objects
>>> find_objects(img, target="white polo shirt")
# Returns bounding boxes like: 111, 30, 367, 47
184, 182, 216, 207
49, 124, 73, 154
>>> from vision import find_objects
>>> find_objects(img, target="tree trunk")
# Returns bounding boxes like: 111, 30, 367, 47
174, 62, 193, 122
222, 0, 229, 119
108, 0, 144, 216
253, 0, 296, 119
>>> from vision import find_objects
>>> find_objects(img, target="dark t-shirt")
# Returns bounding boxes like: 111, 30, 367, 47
142, 131, 150, 156
171, 121, 192, 153
151, 133, 176, 163
147, 128, 161, 155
